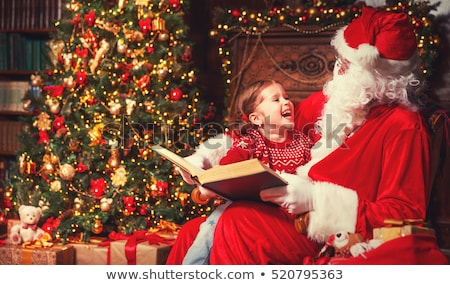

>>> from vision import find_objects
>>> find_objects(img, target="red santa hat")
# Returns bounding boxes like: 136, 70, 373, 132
331, 6, 417, 67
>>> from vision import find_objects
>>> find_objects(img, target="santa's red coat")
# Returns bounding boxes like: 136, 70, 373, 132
166, 91, 448, 265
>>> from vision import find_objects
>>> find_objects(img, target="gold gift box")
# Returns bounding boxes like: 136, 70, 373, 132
373, 219, 435, 242
109, 239, 172, 265
0, 244, 75, 265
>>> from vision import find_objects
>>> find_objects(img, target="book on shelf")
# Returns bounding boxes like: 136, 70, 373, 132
0, 0, 63, 30
0, 120, 22, 154
151, 145, 288, 201
0, 81, 29, 112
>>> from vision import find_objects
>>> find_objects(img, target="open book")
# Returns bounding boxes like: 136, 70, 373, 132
151, 145, 288, 201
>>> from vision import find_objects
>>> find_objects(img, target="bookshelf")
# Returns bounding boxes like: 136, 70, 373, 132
0, 0, 63, 216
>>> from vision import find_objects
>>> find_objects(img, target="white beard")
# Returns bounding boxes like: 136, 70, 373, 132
296, 64, 372, 177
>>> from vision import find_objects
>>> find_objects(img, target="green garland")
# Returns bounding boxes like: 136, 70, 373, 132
211, 0, 440, 100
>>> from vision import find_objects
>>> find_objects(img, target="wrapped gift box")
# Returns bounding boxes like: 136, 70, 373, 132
0, 244, 75, 265
70, 241, 110, 265
373, 225, 435, 242
109, 234, 173, 265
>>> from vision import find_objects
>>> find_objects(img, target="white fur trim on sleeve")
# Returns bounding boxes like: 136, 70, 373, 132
185, 133, 232, 170
307, 182, 358, 243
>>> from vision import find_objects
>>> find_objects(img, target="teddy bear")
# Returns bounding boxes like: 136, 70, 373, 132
318, 231, 384, 258
8, 205, 46, 245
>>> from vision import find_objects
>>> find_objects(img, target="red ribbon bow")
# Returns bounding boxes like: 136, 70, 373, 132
22, 223, 38, 231
99, 230, 172, 265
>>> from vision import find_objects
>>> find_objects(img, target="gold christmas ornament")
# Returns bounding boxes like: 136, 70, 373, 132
144, 100, 155, 113
117, 40, 127, 53
50, 180, 62, 191
111, 166, 127, 187
41, 161, 54, 174
31, 74, 43, 86
125, 99, 136, 115
109, 101, 122, 115
157, 66, 168, 79
100, 197, 112, 212
34, 112, 52, 130
62, 76, 76, 89
49, 103, 61, 114
92, 219, 103, 234
108, 148, 120, 170
74, 197, 83, 209
158, 31, 169, 41
88, 123, 105, 146
59, 163, 76, 180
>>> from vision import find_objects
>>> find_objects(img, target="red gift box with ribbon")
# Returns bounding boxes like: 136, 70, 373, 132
103, 230, 174, 265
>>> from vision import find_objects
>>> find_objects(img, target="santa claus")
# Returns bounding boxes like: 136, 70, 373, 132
166, 6, 448, 264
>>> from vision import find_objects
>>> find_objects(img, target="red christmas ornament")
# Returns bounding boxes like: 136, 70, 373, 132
84, 10, 96, 26
156, 180, 168, 197
75, 47, 88, 58
147, 44, 154, 54
137, 74, 150, 89
84, 29, 99, 52
75, 71, 87, 85
169, 87, 183, 101
139, 18, 152, 34
139, 204, 148, 215
72, 14, 81, 26
77, 161, 88, 173
87, 96, 97, 106
120, 71, 130, 84
43, 85, 64, 98
90, 178, 106, 199
169, 0, 181, 10
52, 115, 65, 130
122, 196, 136, 211
231, 9, 241, 18
38, 130, 50, 144
3, 199, 12, 210
41, 217, 60, 234
219, 37, 227, 47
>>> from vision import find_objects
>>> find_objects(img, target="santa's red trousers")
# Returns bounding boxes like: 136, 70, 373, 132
166, 201, 449, 265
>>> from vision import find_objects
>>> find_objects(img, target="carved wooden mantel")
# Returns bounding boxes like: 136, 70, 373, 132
229, 26, 343, 106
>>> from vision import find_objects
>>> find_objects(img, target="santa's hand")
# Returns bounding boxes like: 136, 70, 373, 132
260, 172, 314, 214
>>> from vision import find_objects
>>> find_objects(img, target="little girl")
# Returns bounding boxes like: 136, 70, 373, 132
181, 80, 313, 264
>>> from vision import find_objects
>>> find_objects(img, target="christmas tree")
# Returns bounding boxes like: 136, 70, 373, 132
3, 0, 216, 241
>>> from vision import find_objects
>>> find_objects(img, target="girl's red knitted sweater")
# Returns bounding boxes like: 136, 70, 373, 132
219, 129, 312, 174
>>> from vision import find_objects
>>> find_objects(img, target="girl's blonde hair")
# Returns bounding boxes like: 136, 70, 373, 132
229, 80, 280, 135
